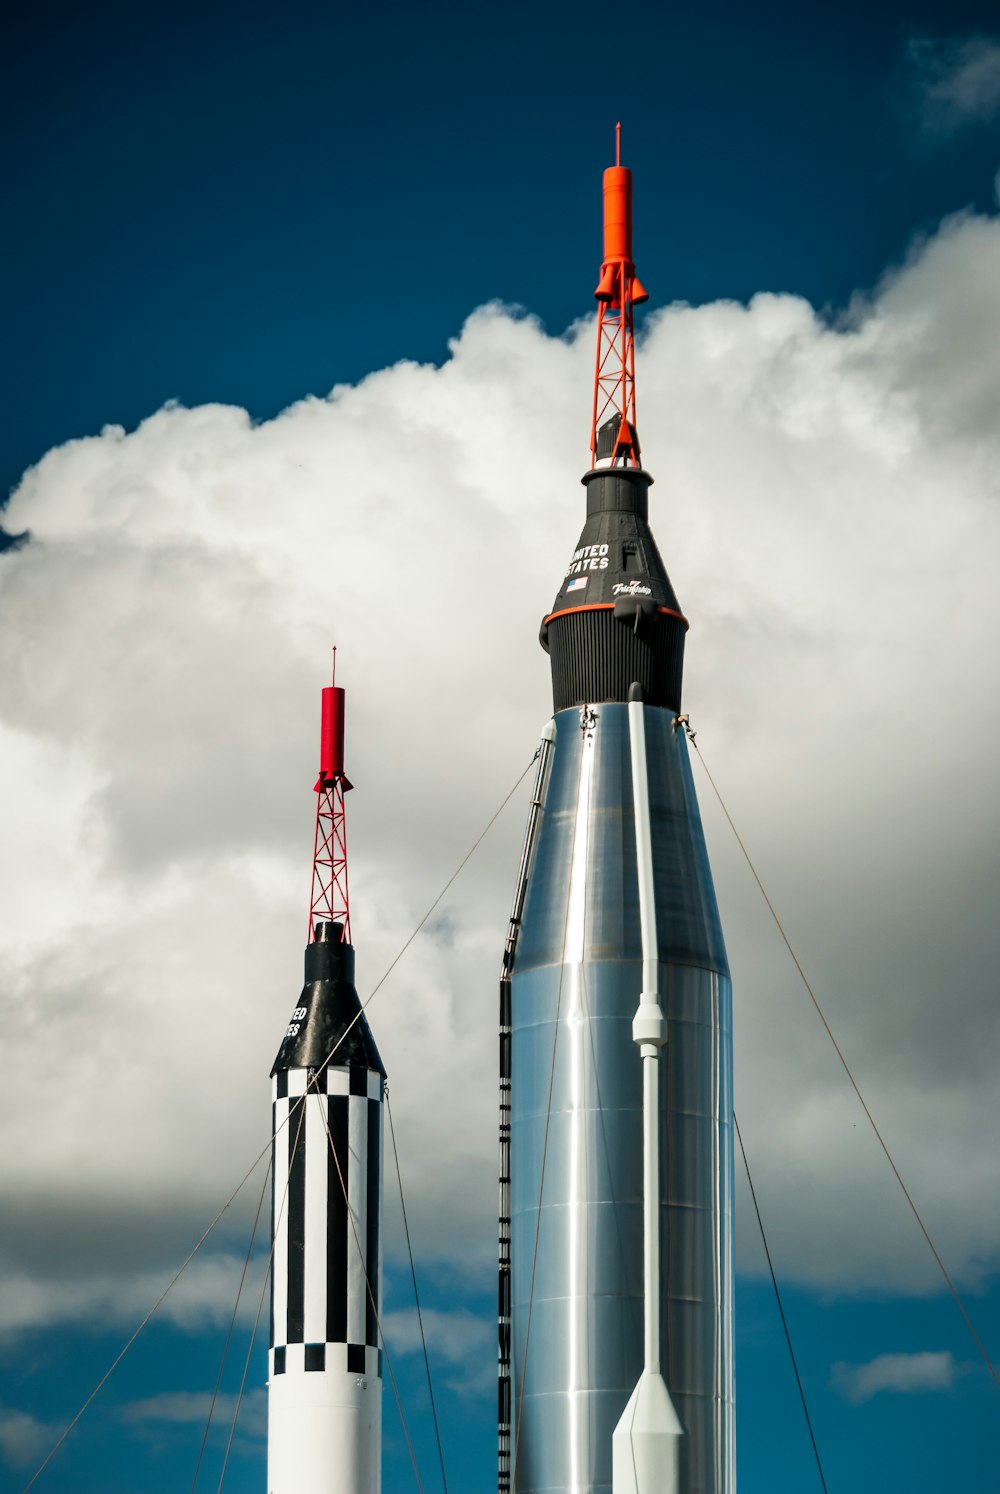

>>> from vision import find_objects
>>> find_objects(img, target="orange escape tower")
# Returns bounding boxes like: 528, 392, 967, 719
591, 122, 649, 468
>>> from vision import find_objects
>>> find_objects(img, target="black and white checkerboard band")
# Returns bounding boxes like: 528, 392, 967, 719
270, 1065, 383, 1374
269, 1342, 382, 1379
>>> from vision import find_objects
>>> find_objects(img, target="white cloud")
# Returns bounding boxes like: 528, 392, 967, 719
0, 1405, 58, 1469
2, 191, 1000, 1340
382, 1304, 496, 1397
121, 1387, 266, 1439
0, 1252, 268, 1336
906, 34, 1000, 132
832, 1350, 959, 1403
383, 1305, 492, 1366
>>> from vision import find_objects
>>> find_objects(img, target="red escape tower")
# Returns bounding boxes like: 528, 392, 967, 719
308, 652, 352, 943
268, 658, 385, 1493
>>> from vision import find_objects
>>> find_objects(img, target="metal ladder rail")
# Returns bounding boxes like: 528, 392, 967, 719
497, 725, 555, 1494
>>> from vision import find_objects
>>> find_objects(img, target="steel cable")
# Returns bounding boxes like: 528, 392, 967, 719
20, 1147, 273, 1494
215, 1091, 312, 1492
687, 725, 1000, 1395
301, 754, 540, 1100
215, 1256, 271, 1494
190, 1156, 272, 1492
317, 1080, 425, 1493
386, 1089, 450, 1494
735, 1111, 829, 1492
20, 756, 535, 1490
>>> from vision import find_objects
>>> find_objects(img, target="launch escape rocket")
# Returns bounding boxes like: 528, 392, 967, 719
265, 130, 733, 1494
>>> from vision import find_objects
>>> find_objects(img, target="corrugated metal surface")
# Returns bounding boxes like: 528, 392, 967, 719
547, 610, 686, 714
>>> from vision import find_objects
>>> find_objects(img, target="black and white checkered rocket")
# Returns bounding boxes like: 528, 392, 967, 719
268, 918, 386, 1494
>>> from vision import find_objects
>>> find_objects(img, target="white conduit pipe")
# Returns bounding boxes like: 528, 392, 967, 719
612, 697, 683, 1494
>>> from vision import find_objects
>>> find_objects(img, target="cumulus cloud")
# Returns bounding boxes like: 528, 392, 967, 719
0, 1405, 59, 1469
121, 1387, 266, 1438
2, 190, 1000, 1347
0, 1251, 269, 1337
383, 1306, 492, 1365
905, 34, 1000, 133
383, 1304, 495, 1395
832, 1350, 959, 1403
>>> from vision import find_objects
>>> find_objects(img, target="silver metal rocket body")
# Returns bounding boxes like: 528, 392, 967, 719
509, 701, 734, 1494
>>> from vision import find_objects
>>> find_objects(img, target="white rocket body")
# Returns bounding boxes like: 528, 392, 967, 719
268, 921, 384, 1494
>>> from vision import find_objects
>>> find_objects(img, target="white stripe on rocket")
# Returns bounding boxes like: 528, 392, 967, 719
271, 1093, 289, 1351
304, 1089, 328, 1344
327, 1066, 351, 1096
347, 1093, 368, 1346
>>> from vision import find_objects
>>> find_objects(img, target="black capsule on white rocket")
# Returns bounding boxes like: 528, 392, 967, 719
268, 681, 386, 1494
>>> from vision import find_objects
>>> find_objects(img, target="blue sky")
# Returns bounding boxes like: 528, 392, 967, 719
5, 0, 1000, 509
3, 2, 1000, 1491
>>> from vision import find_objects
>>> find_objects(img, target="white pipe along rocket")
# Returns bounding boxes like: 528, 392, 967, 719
268, 675, 385, 1494
497, 128, 735, 1494
611, 690, 684, 1494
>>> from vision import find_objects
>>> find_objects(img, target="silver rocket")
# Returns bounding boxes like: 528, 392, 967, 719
499, 136, 735, 1494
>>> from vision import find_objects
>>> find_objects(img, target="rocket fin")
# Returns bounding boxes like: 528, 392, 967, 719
612, 1370, 683, 1494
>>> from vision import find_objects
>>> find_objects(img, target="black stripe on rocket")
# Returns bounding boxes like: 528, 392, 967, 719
327, 1093, 349, 1343
365, 1096, 380, 1348
286, 1094, 306, 1343
270, 1066, 383, 1375
270, 920, 386, 1378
